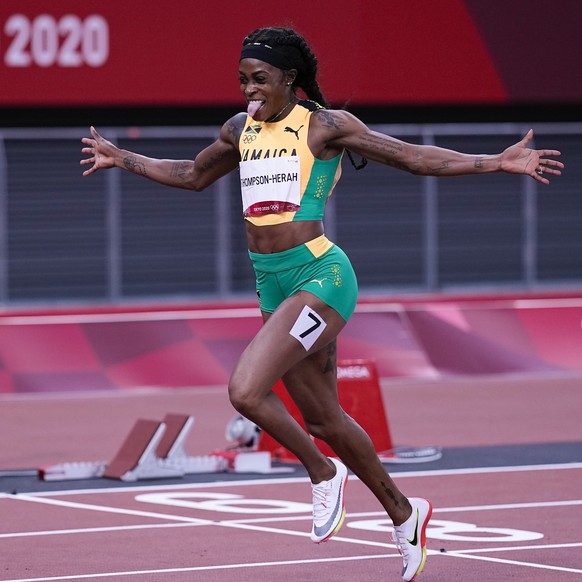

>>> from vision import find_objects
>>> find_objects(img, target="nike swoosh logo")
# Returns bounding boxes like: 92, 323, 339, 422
406, 508, 420, 546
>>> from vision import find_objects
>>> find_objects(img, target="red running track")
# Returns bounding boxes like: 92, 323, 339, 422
1, 464, 581, 581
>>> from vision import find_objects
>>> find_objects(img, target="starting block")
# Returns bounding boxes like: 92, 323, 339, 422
38, 460, 107, 481
103, 417, 184, 481
39, 413, 288, 482
40, 414, 229, 482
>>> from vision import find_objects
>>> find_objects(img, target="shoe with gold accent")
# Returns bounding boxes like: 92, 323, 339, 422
391, 497, 433, 581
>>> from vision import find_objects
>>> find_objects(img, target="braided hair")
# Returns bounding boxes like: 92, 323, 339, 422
242, 27, 328, 107
242, 27, 366, 170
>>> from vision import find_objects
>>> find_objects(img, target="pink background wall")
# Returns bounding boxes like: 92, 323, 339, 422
0, 292, 580, 394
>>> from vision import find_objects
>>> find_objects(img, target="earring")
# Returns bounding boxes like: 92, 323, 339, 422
287, 82, 292, 86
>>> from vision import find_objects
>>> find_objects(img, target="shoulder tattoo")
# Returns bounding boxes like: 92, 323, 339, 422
227, 115, 246, 143
314, 109, 346, 130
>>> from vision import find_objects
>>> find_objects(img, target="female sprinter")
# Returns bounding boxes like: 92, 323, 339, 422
81, 26, 563, 581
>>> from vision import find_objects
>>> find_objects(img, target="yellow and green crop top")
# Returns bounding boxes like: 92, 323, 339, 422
238, 100, 343, 226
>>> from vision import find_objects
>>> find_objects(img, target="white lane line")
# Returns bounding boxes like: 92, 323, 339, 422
24, 461, 582, 498
7, 494, 213, 525
18, 476, 308, 497
451, 541, 582, 554
434, 499, 582, 513
442, 550, 582, 575
0, 522, 198, 539
0, 553, 401, 582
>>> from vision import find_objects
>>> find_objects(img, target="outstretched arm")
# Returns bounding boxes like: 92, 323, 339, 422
318, 111, 564, 184
497, 129, 563, 184
80, 115, 244, 191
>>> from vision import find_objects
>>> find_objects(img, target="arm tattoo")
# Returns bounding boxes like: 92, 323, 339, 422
429, 160, 451, 174
474, 156, 484, 168
198, 150, 229, 173
123, 156, 147, 176
226, 120, 241, 142
315, 110, 345, 130
357, 133, 404, 156
170, 161, 190, 182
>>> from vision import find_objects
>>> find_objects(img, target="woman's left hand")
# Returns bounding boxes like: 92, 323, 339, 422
500, 129, 564, 184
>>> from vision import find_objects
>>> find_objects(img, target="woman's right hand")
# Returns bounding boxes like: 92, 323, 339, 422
80, 126, 118, 176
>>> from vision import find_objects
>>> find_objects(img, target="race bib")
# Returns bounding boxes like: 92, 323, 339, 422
239, 156, 301, 216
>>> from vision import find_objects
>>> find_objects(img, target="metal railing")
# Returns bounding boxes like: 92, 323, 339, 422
0, 122, 580, 306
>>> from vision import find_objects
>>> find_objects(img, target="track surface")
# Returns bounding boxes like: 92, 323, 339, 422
1, 372, 581, 581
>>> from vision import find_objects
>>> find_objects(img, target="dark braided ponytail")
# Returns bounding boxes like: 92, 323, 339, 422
242, 27, 366, 170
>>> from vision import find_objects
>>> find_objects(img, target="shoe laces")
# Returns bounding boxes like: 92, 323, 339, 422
312, 481, 331, 521
392, 527, 411, 564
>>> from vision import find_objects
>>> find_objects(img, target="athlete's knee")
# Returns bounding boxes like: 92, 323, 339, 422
228, 383, 252, 416
227, 373, 264, 417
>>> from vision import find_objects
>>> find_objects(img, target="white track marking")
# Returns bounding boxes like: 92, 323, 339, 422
3, 543, 582, 581
3, 471, 581, 580
0, 554, 404, 582
7, 494, 214, 525
441, 550, 582, 575
21, 461, 582, 498
0, 522, 197, 539
4, 492, 581, 543
451, 541, 582, 554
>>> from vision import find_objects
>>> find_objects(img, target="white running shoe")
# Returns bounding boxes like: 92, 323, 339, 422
310, 457, 348, 543
392, 497, 433, 581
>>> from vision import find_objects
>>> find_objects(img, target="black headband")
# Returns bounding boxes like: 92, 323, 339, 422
240, 43, 294, 70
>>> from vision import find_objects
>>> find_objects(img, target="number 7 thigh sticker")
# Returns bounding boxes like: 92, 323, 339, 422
289, 305, 327, 351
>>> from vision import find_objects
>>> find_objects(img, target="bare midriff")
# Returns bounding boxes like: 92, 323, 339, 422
246, 220, 324, 254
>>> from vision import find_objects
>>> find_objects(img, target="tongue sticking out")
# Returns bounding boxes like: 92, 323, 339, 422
247, 101, 263, 118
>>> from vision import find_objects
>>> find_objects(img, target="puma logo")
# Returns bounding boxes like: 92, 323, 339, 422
284, 125, 304, 140
309, 278, 327, 288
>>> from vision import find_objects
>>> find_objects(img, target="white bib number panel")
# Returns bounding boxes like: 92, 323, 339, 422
240, 156, 301, 216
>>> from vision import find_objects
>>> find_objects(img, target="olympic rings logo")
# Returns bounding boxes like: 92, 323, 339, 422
242, 134, 257, 144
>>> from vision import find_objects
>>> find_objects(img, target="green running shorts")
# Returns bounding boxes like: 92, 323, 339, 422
249, 235, 358, 322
